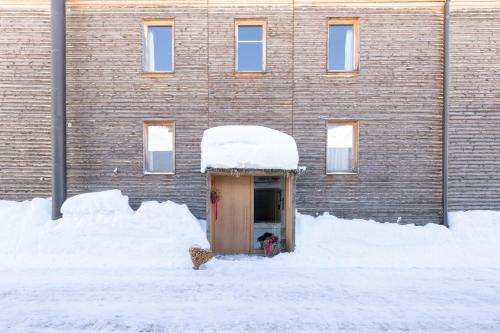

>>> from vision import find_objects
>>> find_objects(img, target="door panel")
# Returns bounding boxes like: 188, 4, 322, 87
211, 175, 252, 254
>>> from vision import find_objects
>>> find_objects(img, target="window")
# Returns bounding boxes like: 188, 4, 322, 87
328, 18, 359, 73
327, 121, 358, 173
144, 19, 174, 72
235, 19, 266, 72
144, 122, 175, 174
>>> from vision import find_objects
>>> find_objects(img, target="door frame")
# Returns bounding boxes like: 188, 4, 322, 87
206, 170, 296, 254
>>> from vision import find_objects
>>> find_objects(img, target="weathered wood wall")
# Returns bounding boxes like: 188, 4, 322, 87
65, 0, 209, 215
293, 1, 445, 224
1, 0, 499, 224
0, 1, 52, 200
448, 0, 500, 211
64, 0, 446, 222
207, 0, 293, 134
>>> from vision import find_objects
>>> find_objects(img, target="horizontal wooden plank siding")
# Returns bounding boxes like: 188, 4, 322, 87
448, 1, 500, 211
0, 1, 52, 200
1, 0, 499, 225
293, 2, 444, 224
207, 0, 293, 133
65, 0, 209, 215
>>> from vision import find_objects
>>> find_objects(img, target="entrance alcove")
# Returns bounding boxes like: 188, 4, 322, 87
201, 126, 300, 254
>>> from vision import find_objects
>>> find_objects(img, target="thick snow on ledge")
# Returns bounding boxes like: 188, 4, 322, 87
200, 125, 299, 172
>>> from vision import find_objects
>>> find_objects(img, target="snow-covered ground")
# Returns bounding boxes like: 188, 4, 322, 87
0, 190, 499, 332
1, 266, 499, 333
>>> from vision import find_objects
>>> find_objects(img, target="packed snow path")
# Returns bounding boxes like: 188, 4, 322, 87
1, 262, 499, 332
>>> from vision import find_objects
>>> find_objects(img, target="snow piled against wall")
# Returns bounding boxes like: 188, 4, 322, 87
0, 190, 499, 270
200, 126, 299, 172
282, 211, 500, 268
0, 190, 208, 269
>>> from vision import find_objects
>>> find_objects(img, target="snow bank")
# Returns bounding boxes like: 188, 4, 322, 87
1, 190, 500, 270
0, 191, 208, 269
447, 210, 500, 266
61, 189, 133, 216
282, 211, 500, 268
448, 210, 500, 242
200, 125, 299, 172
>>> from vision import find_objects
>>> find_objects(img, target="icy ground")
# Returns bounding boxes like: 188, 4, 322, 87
1, 265, 500, 332
1, 190, 500, 332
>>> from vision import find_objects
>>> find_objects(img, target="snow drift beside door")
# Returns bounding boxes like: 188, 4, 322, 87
0, 190, 209, 269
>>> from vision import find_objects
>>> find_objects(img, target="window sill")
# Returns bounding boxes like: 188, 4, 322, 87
234, 72, 266, 79
327, 71, 359, 78
144, 172, 175, 175
143, 71, 175, 78
326, 171, 358, 175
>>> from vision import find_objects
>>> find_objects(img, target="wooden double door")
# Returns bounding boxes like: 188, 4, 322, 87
210, 175, 253, 254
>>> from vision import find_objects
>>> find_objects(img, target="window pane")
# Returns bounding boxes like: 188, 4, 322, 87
238, 26, 263, 41
328, 25, 354, 71
146, 125, 174, 173
327, 124, 353, 172
146, 26, 173, 72
237, 42, 263, 71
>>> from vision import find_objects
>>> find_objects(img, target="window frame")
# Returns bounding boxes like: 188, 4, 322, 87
234, 18, 267, 74
143, 18, 175, 75
143, 121, 176, 175
326, 120, 359, 175
327, 17, 360, 75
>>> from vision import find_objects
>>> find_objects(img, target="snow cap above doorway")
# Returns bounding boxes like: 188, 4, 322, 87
201, 126, 299, 172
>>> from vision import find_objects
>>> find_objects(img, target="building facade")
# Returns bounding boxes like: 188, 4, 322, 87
1, 0, 499, 225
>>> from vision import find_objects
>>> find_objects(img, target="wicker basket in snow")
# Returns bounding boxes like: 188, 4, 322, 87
189, 246, 214, 270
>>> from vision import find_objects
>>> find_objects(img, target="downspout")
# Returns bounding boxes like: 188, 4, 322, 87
443, 0, 450, 227
51, 0, 66, 219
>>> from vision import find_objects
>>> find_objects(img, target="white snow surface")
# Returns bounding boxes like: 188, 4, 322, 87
0, 190, 209, 269
1, 266, 500, 333
0, 191, 499, 270
1, 191, 500, 332
200, 125, 299, 172
61, 189, 133, 216
289, 211, 500, 268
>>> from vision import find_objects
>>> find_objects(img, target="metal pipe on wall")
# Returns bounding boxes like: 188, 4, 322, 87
51, 0, 66, 219
443, 0, 450, 227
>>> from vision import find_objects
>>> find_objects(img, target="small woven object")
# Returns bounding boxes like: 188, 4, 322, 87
189, 246, 214, 270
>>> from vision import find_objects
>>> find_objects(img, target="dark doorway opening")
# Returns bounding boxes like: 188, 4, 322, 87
253, 176, 285, 252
